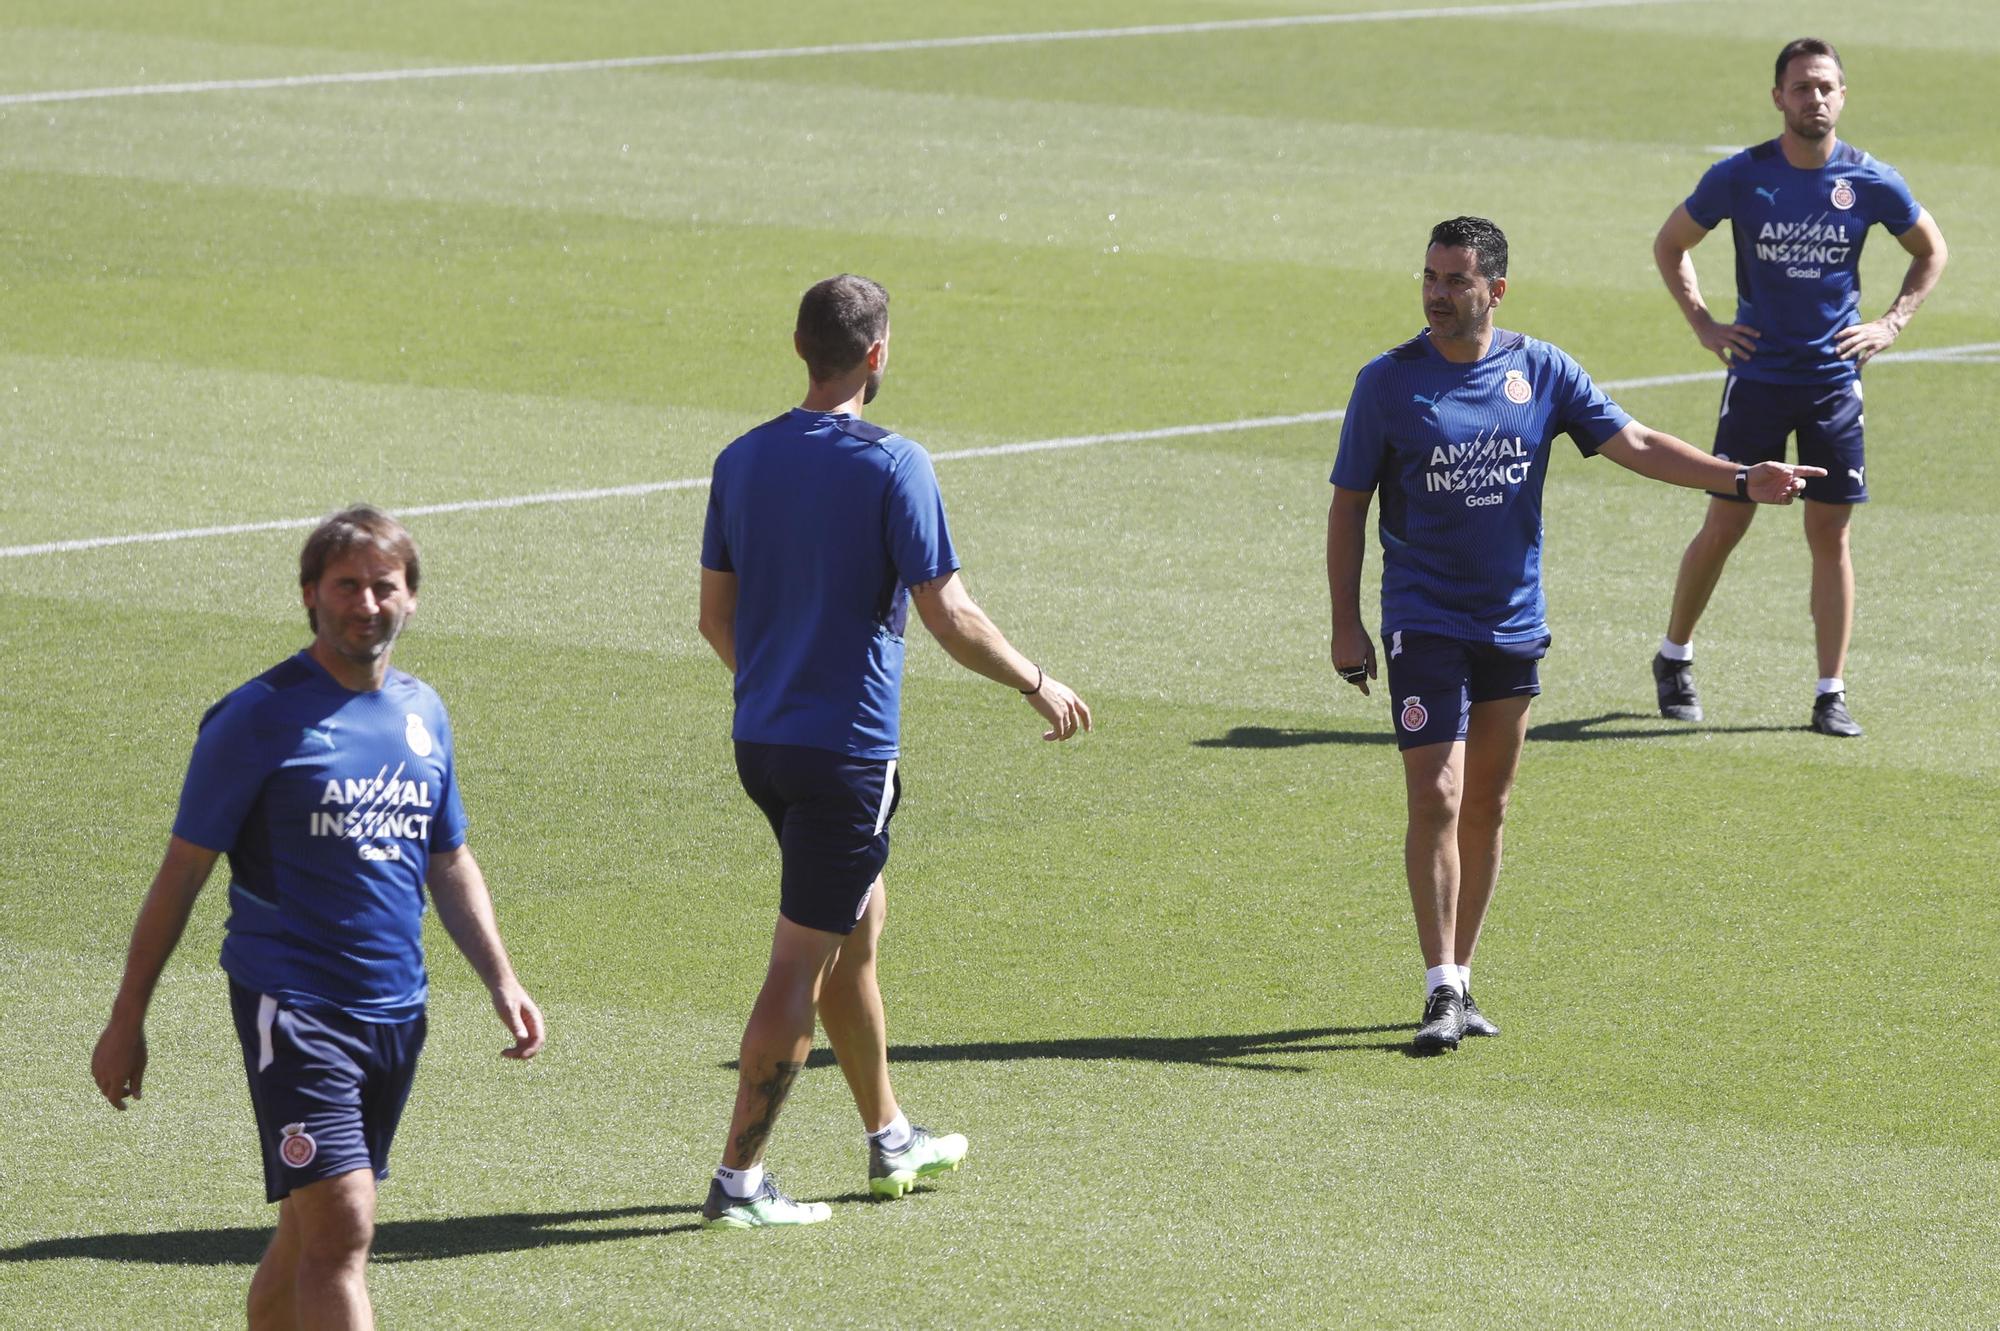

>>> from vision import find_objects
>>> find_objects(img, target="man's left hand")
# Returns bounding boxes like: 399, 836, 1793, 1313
1834, 317, 1901, 364
491, 982, 546, 1060
1746, 462, 1826, 504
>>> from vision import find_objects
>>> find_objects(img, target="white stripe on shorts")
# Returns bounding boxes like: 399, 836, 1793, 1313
256, 994, 279, 1072
873, 759, 898, 836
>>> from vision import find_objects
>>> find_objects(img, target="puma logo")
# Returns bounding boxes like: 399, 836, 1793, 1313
1848, 466, 1865, 486
1412, 392, 1442, 411
1755, 186, 1780, 205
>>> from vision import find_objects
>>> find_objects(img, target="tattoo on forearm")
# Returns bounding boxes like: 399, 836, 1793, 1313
732, 1059, 803, 1163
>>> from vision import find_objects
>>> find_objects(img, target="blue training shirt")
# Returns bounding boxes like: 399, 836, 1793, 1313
701, 408, 960, 759
1685, 139, 1920, 385
1331, 328, 1632, 644
174, 651, 468, 1023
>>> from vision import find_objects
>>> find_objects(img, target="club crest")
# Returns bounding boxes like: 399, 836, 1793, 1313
280, 1123, 318, 1169
405, 712, 434, 757
1400, 697, 1430, 731
1830, 178, 1855, 210
1503, 370, 1532, 405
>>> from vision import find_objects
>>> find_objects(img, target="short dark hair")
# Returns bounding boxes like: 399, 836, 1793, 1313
1428, 216, 1508, 281
299, 504, 420, 630
795, 274, 889, 382
1775, 37, 1843, 88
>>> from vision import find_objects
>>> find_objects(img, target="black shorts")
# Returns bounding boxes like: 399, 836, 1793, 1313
1712, 374, 1867, 504
229, 980, 426, 1204
735, 741, 901, 935
1384, 629, 1547, 751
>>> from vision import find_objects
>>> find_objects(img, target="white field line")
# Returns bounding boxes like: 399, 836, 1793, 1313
5, 341, 1993, 562
0, 0, 1697, 108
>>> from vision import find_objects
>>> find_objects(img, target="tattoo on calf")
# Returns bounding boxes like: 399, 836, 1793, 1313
732, 1059, 804, 1163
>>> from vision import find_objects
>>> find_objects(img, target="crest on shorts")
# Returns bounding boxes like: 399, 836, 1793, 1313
1400, 697, 1430, 732
279, 1123, 318, 1169
404, 712, 434, 758
1830, 178, 1855, 210
1503, 370, 1532, 405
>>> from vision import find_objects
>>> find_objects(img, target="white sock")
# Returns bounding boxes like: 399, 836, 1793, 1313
715, 1163, 763, 1199
1425, 964, 1463, 997
1454, 965, 1472, 994
868, 1111, 914, 1152
1659, 637, 1693, 662
1817, 677, 1843, 697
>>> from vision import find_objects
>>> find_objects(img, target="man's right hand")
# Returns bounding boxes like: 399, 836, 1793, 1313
1332, 624, 1378, 697
92, 1018, 147, 1110
1690, 310, 1760, 364
1027, 675, 1091, 741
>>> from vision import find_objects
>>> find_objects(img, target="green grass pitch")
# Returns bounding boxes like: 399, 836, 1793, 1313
2, 2, 1996, 1326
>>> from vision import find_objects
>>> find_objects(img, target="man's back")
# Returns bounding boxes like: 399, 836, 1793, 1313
702, 409, 958, 760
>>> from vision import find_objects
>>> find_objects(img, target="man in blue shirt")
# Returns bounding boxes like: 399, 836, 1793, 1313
1651, 37, 1948, 736
697, 274, 1090, 1226
92, 506, 544, 1330
1328, 218, 1821, 1051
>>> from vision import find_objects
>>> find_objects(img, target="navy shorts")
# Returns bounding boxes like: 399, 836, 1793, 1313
1713, 374, 1867, 504
735, 741, 901, 935
229, 980, 425, 1204
1384, 629, 1547, 751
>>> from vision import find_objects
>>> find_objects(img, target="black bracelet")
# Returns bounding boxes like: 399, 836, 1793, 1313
1020, 666, 1043, 697
1734, 467, 1750, 499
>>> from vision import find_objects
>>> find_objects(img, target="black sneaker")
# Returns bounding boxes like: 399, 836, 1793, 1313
1412, 986, 1465, 1053
1810, 691, 1862, 737
1653, 653, 1702, 721
1461, 991, 1500, 1038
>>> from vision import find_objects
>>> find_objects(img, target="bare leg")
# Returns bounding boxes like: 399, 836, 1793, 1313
284, 1169, 376, 1331
1666, 497, 1758, 645
721, 916, 843, 1168
816, 877, 899, 1133
247, 1200, 302, 1331
1452, 697, 1534, 969
1802, 500, 1855, 682
1401, 740, 1465, 969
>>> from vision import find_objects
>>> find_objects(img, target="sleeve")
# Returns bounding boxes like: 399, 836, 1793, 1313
428, 705, 469, 854
1683, 156, 1736, 231
699, 479, 733, 573
1869, 161, 1921, 236
1549, 347, 1633, 457
884, 445, 960, 586
171, 690, 273, 853
1329, 362, 1388, 491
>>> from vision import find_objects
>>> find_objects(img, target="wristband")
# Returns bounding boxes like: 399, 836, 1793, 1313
1734, 467, 1750, 500
1021, 666, 1043, 698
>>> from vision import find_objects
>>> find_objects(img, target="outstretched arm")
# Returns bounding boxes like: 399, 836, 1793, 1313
1596, 422, 1822, 501
1326, 485, 1378, 697
909, 571, 1091, 741
428, 844, 545, 1060
1835, 209, 1948, 364
92, 836, 221, 1109
1655, 204, 1760, 364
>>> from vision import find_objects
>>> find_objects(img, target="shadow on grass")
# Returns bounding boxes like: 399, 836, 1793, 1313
0, 1202, 712, 1267
729, 1025, 1413, 1076
1196, 712, 1804, 749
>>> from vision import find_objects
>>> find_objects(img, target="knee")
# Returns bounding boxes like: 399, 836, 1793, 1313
1460, 786, 1510, 835
1694, 511, 1753, 557
294, 1200, 373, 1275
1406, 769, 1461, 829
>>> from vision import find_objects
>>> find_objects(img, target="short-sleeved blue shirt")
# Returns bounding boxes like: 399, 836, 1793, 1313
1685, 139, 1920, 384
1331, 329, 1632, 644
174, 651, 468, 1023
702, 409, 960, 759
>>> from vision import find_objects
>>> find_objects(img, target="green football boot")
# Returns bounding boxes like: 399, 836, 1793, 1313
701, 1172, 831, 1229
869, 1125, 969, 1199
